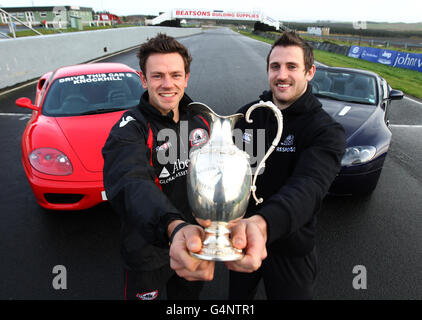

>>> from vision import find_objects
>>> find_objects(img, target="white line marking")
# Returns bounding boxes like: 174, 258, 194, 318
0, 113, 30, 116
390, 124, 422, 128
404, 96, 422, 106
0, 81, 39, 96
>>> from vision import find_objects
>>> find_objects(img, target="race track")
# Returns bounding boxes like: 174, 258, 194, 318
0, 27, 421, 300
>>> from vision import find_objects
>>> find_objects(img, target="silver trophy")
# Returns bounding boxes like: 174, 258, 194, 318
186, 101, 283, 261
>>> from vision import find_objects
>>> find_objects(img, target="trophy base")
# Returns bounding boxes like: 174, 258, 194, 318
191, 247, 244, 262
190, 222, 244, 261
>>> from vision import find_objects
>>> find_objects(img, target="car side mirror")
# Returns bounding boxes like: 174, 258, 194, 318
16, 97, 39, 111
389, 89, 404, 100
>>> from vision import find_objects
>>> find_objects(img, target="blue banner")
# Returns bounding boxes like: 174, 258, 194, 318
348, 45, 362, 58
393, 52, 422, 72
377, 49, 398, 67
348, 46, 422, 73
360, 47, 380, 63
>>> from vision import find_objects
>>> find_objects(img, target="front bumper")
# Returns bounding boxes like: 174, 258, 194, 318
23, 160, 106, 211
329, 154, 387, 195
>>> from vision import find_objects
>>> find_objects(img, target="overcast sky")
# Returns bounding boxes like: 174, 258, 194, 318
0, 0, 421, 23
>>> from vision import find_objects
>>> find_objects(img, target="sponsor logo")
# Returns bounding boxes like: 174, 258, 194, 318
156, 142, 172, 152
159, 159, 190, 184
189, 128, 208, 147
242, 132, 252, 144
381, 51, 392, 59
136, 290, 158, 300
280, 134, 294, 146
159, 166, 170, 178
119, 115, 135, 128
276, 134, 296, 152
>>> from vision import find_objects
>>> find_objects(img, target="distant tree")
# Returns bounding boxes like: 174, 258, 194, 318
159, 19, 181, 27
254, 22, 276, 32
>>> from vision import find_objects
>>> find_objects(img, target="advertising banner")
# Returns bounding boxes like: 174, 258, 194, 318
377, 49, 398, 66
393, 52, 422, 72
360, 47, 380, 63
173, 9, 260, 21
348, 46, 422, 73
348, 46, 362, 58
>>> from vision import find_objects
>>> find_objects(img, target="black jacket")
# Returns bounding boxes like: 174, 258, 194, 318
102, 92, 209, 271
236, 85, 346, 256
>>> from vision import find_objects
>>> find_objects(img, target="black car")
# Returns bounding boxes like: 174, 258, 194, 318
310, 66, 404, 194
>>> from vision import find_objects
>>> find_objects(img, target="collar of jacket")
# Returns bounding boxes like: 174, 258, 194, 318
260, 84, 322, 116
137, 91, 194, 124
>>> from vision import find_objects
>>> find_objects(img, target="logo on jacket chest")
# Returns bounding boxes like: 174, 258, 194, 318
189, 128, 208, 147
153, 122, 209, 184
156, 141, 172, 152
154, 123, 209, 163
158, 159, 190, 184
276, 134, 296, 152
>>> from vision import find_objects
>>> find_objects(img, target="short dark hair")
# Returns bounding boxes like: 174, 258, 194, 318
266, 31, 314, 72
137, 33, 192, 75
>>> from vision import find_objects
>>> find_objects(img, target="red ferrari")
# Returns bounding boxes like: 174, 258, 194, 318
16, 63, 143, 210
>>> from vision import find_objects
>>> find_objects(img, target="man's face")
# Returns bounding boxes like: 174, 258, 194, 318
268, 45, 315, 109
140, 52, 189, 116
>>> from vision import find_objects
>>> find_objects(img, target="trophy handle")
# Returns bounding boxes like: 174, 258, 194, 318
245, 100, 283, 205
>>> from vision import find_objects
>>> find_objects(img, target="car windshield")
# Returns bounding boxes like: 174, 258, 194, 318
310, 69, 378, 105
42, 72, 142, 116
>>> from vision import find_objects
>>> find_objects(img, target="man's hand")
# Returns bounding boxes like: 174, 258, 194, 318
225, 215, 268, 273
168, 221, 215, 281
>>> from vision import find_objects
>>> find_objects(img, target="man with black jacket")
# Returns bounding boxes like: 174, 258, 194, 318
227, 32, 346, 299
102, 34, 213, 300
102, 34, 266, 300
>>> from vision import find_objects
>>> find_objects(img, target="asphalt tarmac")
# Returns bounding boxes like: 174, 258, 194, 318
0, 27, 421, 301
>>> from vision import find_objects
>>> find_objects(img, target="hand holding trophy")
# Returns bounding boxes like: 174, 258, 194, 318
186, 101, 283, 261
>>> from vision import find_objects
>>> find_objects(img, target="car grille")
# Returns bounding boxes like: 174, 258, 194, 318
44, 193, 84, 204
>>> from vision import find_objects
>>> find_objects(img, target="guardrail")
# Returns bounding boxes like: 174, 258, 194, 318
0, 26, 202, 90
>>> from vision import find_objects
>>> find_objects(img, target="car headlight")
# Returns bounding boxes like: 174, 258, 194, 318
29, 148, 73, 175
341, 146, 376, 167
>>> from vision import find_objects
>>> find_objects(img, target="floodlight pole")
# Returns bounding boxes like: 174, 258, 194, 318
359, 27, 362, 46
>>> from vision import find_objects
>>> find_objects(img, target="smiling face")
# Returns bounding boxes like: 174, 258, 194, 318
140, 52, 190, 121
268, 45, 315, 110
